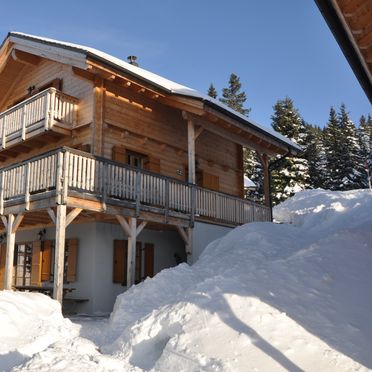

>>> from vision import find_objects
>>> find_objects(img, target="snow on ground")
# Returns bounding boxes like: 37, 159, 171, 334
0, 292, 77, 371
1, 189, 372, 371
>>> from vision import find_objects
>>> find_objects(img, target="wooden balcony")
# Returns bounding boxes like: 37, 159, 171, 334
0, 88, 78, 155
0, 148, 271, 227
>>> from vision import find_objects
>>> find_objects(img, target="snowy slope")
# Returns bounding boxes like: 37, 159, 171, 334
1, 189, 372, 371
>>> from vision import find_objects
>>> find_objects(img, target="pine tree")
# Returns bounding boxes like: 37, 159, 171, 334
303, 123, 327, 188
243, 149, 263, 201
337, 104, 362, 190
323, 107, 343, 189
358, 114, 372, 187
270, 97, 310, 204
220, 73, 251, 116
207, 84, 218, 99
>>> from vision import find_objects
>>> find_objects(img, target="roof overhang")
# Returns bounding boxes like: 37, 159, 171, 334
315, 0, 372, 103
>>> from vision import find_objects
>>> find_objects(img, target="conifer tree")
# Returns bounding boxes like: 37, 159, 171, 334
220, 73, 251, 116
358, 114, 372, 187
337, 104, 362, 190
207, 84, 218, 99
244, 150, 263, 200
270, 97, 310, 204
323, 107, 343, 189
303, 123, 327, 188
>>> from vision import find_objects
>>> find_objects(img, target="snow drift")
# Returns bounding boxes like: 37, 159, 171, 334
2, 189, 372, 371
0, 291, 77, 371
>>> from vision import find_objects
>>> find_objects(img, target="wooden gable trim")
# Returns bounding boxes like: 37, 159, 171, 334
8, 36, 88, 69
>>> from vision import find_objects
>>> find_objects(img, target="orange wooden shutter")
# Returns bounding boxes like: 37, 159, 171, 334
31, 241, 42, 286
113, 240, 127, 285
112, 146, 126, 163
41, 240, 52, 282
144, 243, 154, 278
135, 242, 142, 283
145, 156, 161, 173
0, 244, 6, 289
66, 238, 78, 282
202, 171, 219, 191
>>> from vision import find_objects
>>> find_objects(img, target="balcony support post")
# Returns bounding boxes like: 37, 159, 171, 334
116, 215, 147, 287
53, 204, 66, 303
2, 213, 24, 290
176, 226, 193, 264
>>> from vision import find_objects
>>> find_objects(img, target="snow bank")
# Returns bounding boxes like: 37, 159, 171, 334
6, 189, 372, 371
0, 291, 77, 371
100, 189, 372, 371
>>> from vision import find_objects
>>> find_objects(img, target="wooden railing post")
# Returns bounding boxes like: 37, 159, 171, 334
190, 184, 196, 227
49, 88, 56, 129
164, 178, 169, 223
44, 89, 51, 130
24, 163, 30, 210
56, 150, 65, 204
2, 116, 7, 149
21, 105, 27, 141
135, 169, 141, 217
102, 162, 108, 211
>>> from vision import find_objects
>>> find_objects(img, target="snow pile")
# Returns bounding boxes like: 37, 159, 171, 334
99, 189, 372, 371
5, 189, 372, 371
0, 291, 78, 371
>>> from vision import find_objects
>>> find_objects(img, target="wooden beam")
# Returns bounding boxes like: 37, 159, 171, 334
12, 213, 24, 233
136, 221, 147, 236
176, 225, 189, 245
183, 112, 196, 184
47, 208, 56, 224
11, 49, 41, 66
66, 208, 83, 227
93, 78, 105, 156
53, 205, 66, 303
194, 126, 204, 141
4, 214, 15, 289
127, 217, 137, 287
116, 215, 132, 236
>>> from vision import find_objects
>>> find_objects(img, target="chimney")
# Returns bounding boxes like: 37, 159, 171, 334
127, 55, 139, 67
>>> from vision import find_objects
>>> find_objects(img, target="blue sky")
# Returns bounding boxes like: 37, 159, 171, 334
1, 1, 370, 128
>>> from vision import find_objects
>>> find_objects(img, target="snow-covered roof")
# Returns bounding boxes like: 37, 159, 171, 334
4, 32, 302, 153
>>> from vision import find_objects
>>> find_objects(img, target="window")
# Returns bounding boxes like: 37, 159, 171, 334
113, 240, 154, 285
127, 151, 146, 168
14, 243, 33, 286
9, 239, 78, 287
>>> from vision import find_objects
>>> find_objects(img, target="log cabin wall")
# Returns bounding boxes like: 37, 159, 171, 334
0, 59, 94, 167
104, 82, 243, 197
0, 56, 244, 197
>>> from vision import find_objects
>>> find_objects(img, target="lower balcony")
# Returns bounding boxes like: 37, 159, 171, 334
0, 147, 271, 227
0, 88, 78, 158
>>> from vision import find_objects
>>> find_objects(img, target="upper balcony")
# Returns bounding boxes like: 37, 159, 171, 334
0, 147, 271, 228
0, 88, 78, 157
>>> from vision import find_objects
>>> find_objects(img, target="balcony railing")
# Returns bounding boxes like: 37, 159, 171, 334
0, 148, 271, 226
0, 88, 78, 149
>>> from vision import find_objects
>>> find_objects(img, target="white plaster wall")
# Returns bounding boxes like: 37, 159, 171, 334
15, 222, 186, 315
191, 221, 233, 263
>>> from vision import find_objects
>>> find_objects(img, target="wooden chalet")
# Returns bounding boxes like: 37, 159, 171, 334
0, 32, 301, 314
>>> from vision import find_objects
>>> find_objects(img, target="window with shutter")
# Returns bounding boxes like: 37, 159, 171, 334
66, 239, 78, 282
41, 240, 52, 282
112, 146, 126, 163
31, 241, 42, 286
113, 240, 127, 285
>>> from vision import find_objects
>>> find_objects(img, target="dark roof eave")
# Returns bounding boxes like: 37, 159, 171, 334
314, 0, 372, 103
